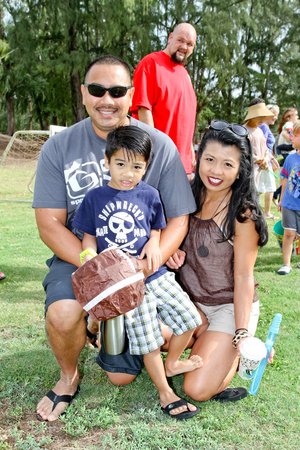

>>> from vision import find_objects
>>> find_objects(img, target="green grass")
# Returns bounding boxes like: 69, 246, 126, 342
0, 165, 300, 449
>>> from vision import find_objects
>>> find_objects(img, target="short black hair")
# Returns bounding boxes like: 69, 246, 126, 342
83, 55, 132, 83
106, 126, 152, 163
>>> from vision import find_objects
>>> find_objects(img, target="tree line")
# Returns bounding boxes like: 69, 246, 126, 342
0, 0, 299, 137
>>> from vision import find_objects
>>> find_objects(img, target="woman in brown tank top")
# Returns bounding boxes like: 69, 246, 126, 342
167, 121, 268, 402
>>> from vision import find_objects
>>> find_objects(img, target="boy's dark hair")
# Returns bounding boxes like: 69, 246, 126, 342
192, 126, 268, 246
83, 55, 132, 83
106, 126, 152, 163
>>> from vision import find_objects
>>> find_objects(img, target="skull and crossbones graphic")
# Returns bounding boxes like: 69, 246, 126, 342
105, 212, 138, 253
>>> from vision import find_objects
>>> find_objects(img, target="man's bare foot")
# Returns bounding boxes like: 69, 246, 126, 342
36, 374, 80, 422
165, 355, 203, 377
160, 389, 198, 418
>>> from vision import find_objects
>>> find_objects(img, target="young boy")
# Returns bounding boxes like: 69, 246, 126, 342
73, 125, 202, 419
277, 120, 300, 275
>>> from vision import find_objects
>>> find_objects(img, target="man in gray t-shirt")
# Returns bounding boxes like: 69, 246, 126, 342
33, 55, 196, 422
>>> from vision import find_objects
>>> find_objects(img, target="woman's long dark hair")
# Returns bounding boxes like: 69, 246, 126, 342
192, 128, 268, 247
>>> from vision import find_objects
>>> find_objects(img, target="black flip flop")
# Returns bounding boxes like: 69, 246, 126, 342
37, 385, 80, 421
161, 399, 199, 420
211, 387, 247, 402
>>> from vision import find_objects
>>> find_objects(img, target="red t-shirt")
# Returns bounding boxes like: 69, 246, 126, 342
131, 51, 197, 174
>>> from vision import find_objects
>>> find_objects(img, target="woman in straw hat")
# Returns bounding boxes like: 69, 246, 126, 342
244, 99, 280, 219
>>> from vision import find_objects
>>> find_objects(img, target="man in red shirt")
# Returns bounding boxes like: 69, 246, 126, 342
131, 23, 197, 176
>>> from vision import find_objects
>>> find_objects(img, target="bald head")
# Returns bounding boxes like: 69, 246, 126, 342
164, 23, 197, 65
173, 23, 197, 37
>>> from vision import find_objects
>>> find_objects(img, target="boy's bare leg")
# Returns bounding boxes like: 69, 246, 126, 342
164, 330, 203, 377
36, 300, 86, 421
143, 349, 198, 416
282, 231, 295, 266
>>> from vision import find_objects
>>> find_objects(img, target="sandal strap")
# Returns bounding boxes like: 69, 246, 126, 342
164, 399, 188, 412
46, 386, 80, 411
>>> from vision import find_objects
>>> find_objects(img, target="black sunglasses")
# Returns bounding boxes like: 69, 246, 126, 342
209, 120, 248, 137
84, 83, 132, 98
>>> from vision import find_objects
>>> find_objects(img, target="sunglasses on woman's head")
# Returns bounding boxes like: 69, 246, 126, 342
84, 83, 132, 98
209, 120, 248, 137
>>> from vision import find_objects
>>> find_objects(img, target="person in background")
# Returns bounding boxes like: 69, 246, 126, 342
244, 99, 280, 219
259, 104, 280, 216
277, 107, 299, 146
0, 271, 5, 281
277, 120, 300, 275
131, 23, 197, 178
259, 104, 279, 153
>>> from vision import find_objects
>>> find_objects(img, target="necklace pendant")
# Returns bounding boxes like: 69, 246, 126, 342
198, 245, 209, 257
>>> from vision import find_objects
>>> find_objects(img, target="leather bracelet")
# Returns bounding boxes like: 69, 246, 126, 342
80, 249, 97, 265
232, 329, 251, 349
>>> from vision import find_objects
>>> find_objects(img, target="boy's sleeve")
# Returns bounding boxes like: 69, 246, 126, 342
280, 156, 291, 179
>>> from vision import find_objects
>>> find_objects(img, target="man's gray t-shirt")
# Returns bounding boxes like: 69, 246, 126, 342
33, 117, 196, 227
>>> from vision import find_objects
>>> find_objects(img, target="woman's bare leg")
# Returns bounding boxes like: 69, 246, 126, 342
183, 330, 238, 402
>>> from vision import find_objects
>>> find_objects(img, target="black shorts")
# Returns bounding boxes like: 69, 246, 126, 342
96, 322, 144, 376
42, 256, 77, 312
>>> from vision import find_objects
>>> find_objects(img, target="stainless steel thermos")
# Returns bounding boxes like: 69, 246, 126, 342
103, 315, 125, 355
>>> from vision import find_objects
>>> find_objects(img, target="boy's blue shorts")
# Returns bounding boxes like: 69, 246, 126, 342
96, 322, 144, 376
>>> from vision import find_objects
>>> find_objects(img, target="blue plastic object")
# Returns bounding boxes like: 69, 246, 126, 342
249, 313, 282, 395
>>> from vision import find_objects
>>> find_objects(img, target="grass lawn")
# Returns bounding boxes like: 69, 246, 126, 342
0, 164, 299, 450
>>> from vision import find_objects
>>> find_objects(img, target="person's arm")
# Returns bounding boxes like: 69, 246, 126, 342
138, 107, 154, 127
233, 216, 259, 331
191, 143, 196, 172
137, 215, 189, 277
35, 208, 82, 267
278, 177, 287, 211
81, 233, 98, 264
160, 215, 189, 263
139, 229, 162, 272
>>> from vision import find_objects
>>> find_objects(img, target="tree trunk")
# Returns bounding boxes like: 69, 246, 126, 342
71, 70, 85, 122
6, 94, 15, 135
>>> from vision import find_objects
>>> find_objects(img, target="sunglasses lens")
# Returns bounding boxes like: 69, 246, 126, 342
232, 124, 248, 137
87, 84, 106, 97
109, 86, 129, 98
211, 120, 229, 131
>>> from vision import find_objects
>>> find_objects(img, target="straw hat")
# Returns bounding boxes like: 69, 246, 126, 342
244, 102, 274, 122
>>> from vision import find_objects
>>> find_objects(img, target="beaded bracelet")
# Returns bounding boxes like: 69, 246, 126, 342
80, 249, 97, 265
232, 328, 251, 349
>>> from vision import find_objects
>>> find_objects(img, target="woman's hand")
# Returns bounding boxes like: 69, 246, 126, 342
165, 249, 186, 269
